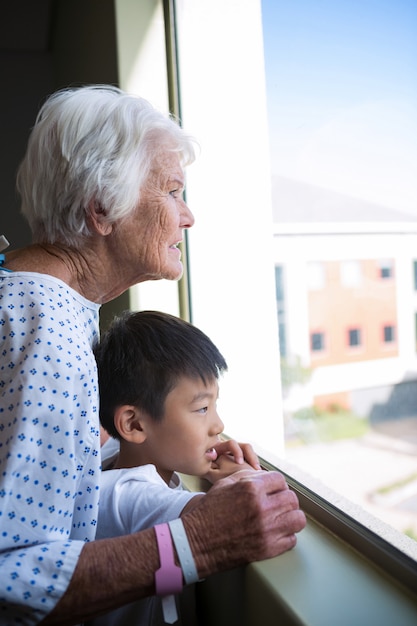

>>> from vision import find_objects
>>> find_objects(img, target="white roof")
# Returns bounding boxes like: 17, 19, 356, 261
271, 176, 416, 224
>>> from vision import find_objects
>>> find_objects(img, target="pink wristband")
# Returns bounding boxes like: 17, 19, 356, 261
154, 523, 183, 596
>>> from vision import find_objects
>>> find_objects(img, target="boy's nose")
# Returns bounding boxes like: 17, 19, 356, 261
214, 414, 224, 435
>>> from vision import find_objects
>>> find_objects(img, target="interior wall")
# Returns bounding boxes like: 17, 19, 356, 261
52, 0, 127, 328
0, 1, 53, 250
51, 0, 118, 88
0, 0, 129, 326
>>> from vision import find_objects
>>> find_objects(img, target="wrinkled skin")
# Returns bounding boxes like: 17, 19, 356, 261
42, 469, 305, 625
182, 469, 306, 575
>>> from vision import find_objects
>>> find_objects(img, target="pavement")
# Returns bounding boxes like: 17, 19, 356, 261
284, 417, 417, 541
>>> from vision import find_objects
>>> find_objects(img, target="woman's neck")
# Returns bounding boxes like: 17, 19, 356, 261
4, 242, 138, 304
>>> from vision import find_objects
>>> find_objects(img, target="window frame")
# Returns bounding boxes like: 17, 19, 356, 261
260, 454, 417, 596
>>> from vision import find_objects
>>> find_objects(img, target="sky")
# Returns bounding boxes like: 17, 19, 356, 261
261, 0, 417, 214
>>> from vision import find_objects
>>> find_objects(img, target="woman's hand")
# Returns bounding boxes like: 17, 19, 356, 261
182, 470, 307, 579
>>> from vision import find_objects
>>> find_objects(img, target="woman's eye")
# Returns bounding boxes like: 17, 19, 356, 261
169, 187, 185, 198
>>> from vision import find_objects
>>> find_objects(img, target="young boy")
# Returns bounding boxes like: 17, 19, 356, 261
92, 310, 261, 625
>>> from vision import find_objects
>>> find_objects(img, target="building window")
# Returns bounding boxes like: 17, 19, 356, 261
383, 324, 395, 344
348, 328, 361, 347
311, 331, 325, 352
275, 265, 287, 357
415, 314, 417, 352
379, 259, 394, 279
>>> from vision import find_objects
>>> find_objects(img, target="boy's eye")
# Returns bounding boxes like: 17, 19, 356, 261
196, 406, 208, 414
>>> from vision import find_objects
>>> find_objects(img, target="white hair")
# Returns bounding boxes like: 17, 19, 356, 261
16, 85, 197, 248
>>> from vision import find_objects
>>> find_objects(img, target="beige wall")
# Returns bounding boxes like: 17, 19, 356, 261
309, 259, 398, 367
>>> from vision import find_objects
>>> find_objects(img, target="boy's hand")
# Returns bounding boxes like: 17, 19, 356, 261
213, 439, 261, 469
203, 440, 262, 483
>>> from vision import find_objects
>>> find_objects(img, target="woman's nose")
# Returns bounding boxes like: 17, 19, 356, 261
180, 200, 195, 228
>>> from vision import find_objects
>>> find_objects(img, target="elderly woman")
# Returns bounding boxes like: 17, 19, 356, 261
0, 85, 306, 625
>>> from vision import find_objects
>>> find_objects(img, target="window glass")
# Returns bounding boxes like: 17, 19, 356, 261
348, 327, 362, 347
311, 331, 325, 352
379, 259, 394, 279
275, 265, 287, 356
262, 0, 417, 543
383, 324, 396, 344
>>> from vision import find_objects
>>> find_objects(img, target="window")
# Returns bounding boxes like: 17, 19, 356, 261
415, 314, 417, 352
383, 324, 395, 344
136, 0, 417, 566
311, 331, 325, 352
260, 0, 417, 549
275, 265, 287, 357
348, 327, 361, 347
379, 259, 394, 279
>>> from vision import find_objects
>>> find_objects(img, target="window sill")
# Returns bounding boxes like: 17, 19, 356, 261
195, 515, 417, 626
181, 458, 417, 626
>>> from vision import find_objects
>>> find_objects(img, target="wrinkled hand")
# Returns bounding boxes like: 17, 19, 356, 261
181, 469, 307, 580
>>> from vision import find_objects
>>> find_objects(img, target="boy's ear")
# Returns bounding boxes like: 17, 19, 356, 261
87, 200, 113, 236
114, 405, 147, 443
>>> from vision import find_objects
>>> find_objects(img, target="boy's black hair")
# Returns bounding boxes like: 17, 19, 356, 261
94, 310, 228, 440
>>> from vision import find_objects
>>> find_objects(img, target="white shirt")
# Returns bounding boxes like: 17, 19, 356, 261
96, 463, 198, 538
91, 460, 200, 626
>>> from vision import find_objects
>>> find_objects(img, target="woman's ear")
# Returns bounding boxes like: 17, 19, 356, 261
113, 405, 147, 443
87, 200, 113, 236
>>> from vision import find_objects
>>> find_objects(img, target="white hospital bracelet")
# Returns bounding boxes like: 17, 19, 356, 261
168, 518, 202, 585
